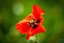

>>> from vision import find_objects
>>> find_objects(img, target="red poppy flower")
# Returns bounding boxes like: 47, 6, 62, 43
16, 4, 46, 40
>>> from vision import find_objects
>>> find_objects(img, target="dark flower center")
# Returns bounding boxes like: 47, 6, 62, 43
29, 19, 40, 29
36, 20, 40, 23
33, 24, 38, 28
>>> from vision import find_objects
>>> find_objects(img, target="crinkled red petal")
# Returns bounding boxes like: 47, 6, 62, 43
32, 4, 45, 20
31, 25, 46, 36
26, 34, 30, 40
16, 13, 35, 34
26, 28, 33, 40
16, 19, 30, 34
25, 13, 35, 20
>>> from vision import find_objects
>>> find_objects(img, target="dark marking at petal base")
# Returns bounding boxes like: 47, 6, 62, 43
36, 20, 40, 23
33, 24, 38, 28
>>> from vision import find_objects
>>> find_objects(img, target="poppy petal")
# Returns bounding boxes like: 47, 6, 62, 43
26, 28, 33, 40
25, 13, 35, 20
32, 4, 45, 20
39, 17, 44, 24
16, 19, 30, 34
26, 34, 30, 40
31, 25, 46, 36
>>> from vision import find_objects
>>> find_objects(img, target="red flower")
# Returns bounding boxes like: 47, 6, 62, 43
16, 4, 46, 40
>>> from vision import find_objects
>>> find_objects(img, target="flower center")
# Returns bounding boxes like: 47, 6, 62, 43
29, 19, 40, 29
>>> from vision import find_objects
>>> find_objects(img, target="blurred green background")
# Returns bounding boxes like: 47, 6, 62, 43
0, 0, 64, 43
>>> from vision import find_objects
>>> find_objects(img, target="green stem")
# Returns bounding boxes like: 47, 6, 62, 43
27, 34, 39, 43
34, 34, 39, 43
36, 34, 39, 41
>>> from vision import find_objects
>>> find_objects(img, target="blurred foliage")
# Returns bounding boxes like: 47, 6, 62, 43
0, 0, 64, 43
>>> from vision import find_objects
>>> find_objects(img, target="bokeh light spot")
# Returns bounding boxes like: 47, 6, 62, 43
13, 3, 24, 15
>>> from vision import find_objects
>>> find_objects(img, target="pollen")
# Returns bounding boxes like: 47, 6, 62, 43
29, 19, 35, 23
